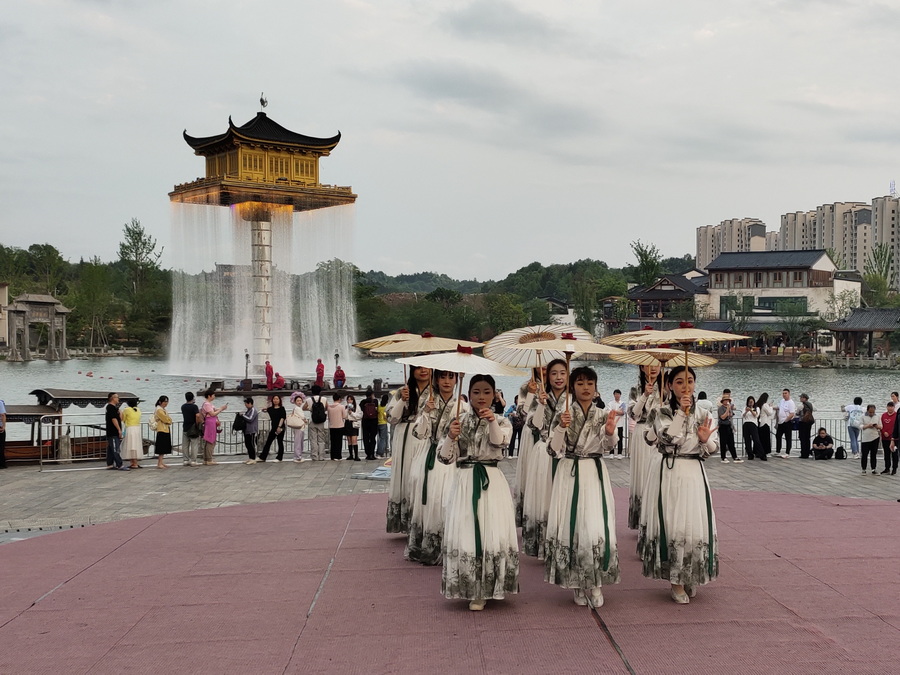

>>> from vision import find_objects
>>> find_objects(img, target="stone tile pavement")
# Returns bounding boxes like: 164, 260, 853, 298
1, 451, 897, 537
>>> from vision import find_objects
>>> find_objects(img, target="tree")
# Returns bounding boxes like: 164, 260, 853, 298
863, 243, 894, 306
27, 243, 69, 296
572, 277, 597, 334
776, 300, 808, 352
826, 248, 847, 271
483, 293, 527, 336
660, 254, 696, 275
425, 287, 462, 308
629, 240, 663, 288
820, 289, 860, 322
118, 218, 163, 297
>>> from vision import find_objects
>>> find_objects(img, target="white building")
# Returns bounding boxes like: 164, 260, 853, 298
696, 218, 767, 271
705, 250, 862, 349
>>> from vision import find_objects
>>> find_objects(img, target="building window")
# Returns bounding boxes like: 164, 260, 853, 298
713, 273, 724, 287
735, 273, 744, 286
754, 272, 763, 287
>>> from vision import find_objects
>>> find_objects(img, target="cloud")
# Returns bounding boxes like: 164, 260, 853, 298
378, 59, 603, 154
437, 0, 625, 61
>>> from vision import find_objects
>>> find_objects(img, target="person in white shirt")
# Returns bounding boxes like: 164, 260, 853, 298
756, 393, 775, 459
611, 389, 627, 458
860, 404, 881, 474
775, 388, 796, 457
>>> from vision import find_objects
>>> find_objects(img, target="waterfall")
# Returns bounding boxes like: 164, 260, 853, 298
168, 202, 357, 377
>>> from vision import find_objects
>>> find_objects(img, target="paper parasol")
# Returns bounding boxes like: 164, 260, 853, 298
353, 331, 419, 350
510, 334, 625, 412
484, 324, 592, 368
600, 329, 656, 346
629, 323, 747, 370
397, 346, 525, 417
396, 347, 526, 377
370, 332, 483, 354
610, 348, 718, 368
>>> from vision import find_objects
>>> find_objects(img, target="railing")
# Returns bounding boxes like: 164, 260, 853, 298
36, 412, 312, 471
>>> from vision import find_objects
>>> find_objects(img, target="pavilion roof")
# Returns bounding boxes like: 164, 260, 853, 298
827, 308, 900, 333
184, 112, 341, 154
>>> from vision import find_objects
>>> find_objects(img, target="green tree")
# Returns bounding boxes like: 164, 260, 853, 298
27, 243, 69, 296
118, 218, 163, 298
826, 248, 847, 271
776, 300, 808, 352
483, 293, 527, 336
425, 287, 462, 308
629, 240, 663, 287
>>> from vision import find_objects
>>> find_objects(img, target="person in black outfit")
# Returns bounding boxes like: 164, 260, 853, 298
811, 427, 834, 459
797, 393, 814, 459
104, 392, 127, 470
259, 395, 287, 461
718, 395, 740, 462
492, 389, 506, 416
0, 397, 7, 469
360, 389, 379, 460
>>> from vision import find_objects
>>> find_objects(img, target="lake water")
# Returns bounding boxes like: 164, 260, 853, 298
1, 355, 896, 415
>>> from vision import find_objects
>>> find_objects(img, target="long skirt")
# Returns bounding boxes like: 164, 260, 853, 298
639, 456, 718, 587
406, 441, 455, 565
386, 421, 427, 533
627, 421, 653, 530
545, 457, 620, 590
514, 428, 539, 527
155, 431, 172, 455
121, 426, 143, 460
637, 452, 662, 556
442, 465, 519, 600
521, 440, 553, 558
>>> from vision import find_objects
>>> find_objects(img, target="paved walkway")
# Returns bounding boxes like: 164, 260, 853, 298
2, 453, 899, 672
1, 452, 897, 535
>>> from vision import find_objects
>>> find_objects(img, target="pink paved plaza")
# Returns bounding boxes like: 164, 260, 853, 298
1, 488, 898, 674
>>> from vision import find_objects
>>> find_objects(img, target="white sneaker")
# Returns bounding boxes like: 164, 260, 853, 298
589, 588, 604, 608
721, 459, 730, 463
573, 589, 588, 606
733, 459, 744, 464
244, 459, 256, 464
782, 454, 792, 458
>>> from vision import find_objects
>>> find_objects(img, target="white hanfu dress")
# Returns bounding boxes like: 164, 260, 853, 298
405, 394, 468, 565
386, 385, 431, 534
628, 384, 661, 531
639, 404, 719, 587
440, 413, 519, 601
513, 387, 537, 527
521, 391, 567, 558
544, 403, 620, 592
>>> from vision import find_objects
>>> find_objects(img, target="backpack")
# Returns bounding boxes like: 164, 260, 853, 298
233, 411, 246, 432
835, 446, 847, 460
149, 415, 158, 432
847, 408, 863, 430
362, 399, 378, 420
310, 396, 327, 424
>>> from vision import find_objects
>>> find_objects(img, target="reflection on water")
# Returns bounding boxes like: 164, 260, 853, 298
1, 356, 896, 415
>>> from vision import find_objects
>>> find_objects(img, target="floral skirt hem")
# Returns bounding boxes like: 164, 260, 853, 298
627, 494, 642, 531
442, 547, 519, 600
521, 515, 548, 559
386, 498, 410, 534
405, 523, 443, 566
638, 536, 719, 586
544, 537, 620, 588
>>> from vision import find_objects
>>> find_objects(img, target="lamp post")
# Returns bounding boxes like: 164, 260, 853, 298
244, 349, 250, 381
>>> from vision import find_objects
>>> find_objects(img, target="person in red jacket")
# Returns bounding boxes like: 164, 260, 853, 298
315, 359, 325, 387
883, 401, 898, 475
334, 365, 346, 389
265, 360, 274, 390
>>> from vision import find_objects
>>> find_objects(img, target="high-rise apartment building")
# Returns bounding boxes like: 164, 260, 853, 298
696, 218, 766, 270
772, 202, 870, 272
871, 196, 900, 286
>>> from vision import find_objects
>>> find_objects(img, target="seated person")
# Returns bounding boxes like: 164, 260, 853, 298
333, 366, 346, 388
811, 427, 834, 455
273, 372, 286, 389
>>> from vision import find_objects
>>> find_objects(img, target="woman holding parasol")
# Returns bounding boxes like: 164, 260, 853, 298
641, 365, 719, 603
544, 365, 620, 608
627, 362, 664, 531
385, 366, 433, 533
405, 369, 467, 565
440, 374, 518, 611
521, 358, 568, 558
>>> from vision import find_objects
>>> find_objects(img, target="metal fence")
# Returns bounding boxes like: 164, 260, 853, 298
36, 412, 314, 471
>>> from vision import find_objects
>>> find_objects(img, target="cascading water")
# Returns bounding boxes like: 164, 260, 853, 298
168, 202, 356, 377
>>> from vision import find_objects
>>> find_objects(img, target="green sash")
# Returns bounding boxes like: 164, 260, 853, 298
459, 460, 497, 557
421, 441, 438, 505
567, 458, 611, 571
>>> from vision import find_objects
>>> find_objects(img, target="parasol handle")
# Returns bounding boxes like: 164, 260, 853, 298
564, 351, 572, 414
536, 349, 545, 396
456, 372, 464, 418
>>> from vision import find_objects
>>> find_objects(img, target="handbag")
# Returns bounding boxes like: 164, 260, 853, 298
801, 404, 814, 425
286, 410, 306, 429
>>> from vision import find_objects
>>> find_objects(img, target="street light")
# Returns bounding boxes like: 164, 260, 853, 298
244, 349, 250, 381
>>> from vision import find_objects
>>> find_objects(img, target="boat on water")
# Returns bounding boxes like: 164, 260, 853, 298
4, 388, 141, 464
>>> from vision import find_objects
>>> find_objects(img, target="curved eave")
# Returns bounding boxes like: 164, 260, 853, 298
183, 129, 231, 151
229, 127, 342, 152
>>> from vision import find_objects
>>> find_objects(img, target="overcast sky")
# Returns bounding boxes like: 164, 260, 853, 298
2, 0, 899, 280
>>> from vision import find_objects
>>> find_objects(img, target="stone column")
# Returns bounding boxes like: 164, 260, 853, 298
251, 218, 273, 369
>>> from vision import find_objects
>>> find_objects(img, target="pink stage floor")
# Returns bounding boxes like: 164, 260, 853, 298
1, 488, 898, 674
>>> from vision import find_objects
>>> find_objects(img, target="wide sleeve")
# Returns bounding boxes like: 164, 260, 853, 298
528, 401, 547, 431
548, 418, 567, 458
387, 392, 406, 424
438, 435, 459, 464
595, 408, 617, 453
488, 417, 511, 448
412, 410, 432, 440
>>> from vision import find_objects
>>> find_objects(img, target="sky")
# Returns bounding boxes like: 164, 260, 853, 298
1, 0, 899, 280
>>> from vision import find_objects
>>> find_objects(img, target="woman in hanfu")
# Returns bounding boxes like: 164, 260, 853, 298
385, 366, 432, 534
440, 374, 518, 611
544, 366, 620, 608
521, 359, 568, 558
627, 363, 663, 531
640, 365, 719, 604
513, 371, 541, 527
405, 370, 467, 565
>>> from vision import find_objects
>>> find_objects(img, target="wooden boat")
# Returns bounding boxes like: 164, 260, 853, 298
4, 389, 140, 464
